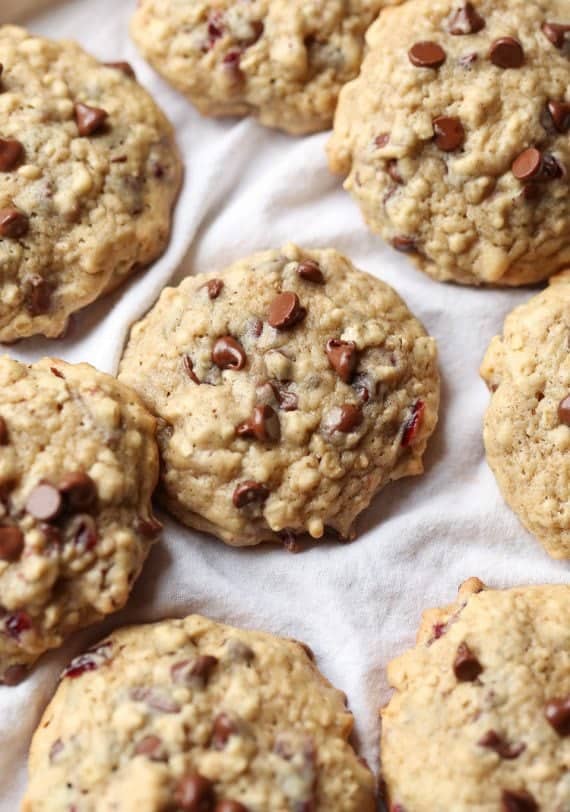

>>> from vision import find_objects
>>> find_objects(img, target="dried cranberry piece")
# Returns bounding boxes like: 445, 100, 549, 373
61, 641, 112, 679
5, 611, 32, 640
401, 400, 426, 447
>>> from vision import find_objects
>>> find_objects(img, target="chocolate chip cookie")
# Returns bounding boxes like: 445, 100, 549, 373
118, 245, 439, 547
0, 356, 160, 684
328, 0, 570, 286
381, 578, 570, 811
130, 0, 388, 135
22, 614, 376, 811
0, 25, 181, 341
481, 272, 570, 559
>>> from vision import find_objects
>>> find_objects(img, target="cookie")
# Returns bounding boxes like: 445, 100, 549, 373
381, 578, 570, 811
22, 614, 376, 812
0, 26, 181, 341
480, 272, 570, 559
118, 244, 439, 547
130, 0, 388, 135
327, 0, 570, 286
0, 356, 160, 684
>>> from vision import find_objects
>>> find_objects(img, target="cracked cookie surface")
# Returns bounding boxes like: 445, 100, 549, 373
381, 578, 570, 811
0, 356, 160, 684
481, 272, 570, 559
328, 0, 570, 286
0, 26, 181, 341
23, 614, 376, 812
131, 0, 387, 135
118, 245, 439, 547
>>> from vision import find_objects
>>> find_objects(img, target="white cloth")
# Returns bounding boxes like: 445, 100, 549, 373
1, 0, 568, 806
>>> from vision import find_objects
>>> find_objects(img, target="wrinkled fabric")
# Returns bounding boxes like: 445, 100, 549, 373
1, 0, 568, 807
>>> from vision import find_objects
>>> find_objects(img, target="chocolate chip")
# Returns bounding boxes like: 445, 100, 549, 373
453, 642, 483, 681
191, 655, 219, 683
104, 61, 136, 79
74, 103, 108, 136
130, 686, 180, 713
50, 367, 65, 379
232, 481, 269, 508
408, 41, 446, 68
215, 802, 248, 812
401, 400, 425, 447
512, 148, 543, 180
224, 638, 255, 663
205, 279, 224, 299
236, 404, 280, 442
59, 472, 96, 510
0, 526, 24, 561
2, 664, 28, 686
26, 483, 62, 521
501, 790, 538, 812
332, 404, 363, 433
134, 734, 164, 760
174, 772, 215, 812
326, 339, 359, 383
392, 235, 417, 253
27, 277, 52, 316
547, 100, 570, 133
268, 292, 306, 330
540, 153, 564, 180
447, 3, 485, 35
0, 416, 8, 445
375, 133, 390, 147
270, 381, 298, 412
478, 730, 526, 759
183, 355, 201, 384
297, 259, 324, 284
542, 21, 570, 48
387, 160, 404, 184
545, 696, 570, 736
0, 207, 28, 238
211, 713, 237, 749
433, 116, 465, 151
69, 514, 98, 550
489, 37, 524, 68
212, 336, 247, 370
0, 138, 24, 172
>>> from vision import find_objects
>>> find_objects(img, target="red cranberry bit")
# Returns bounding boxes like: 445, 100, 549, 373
61, 642, 112, 679
208, 12, 225, 44
174, 772, 215, 811
222, 49, 244, 82
401, 400, 425, 447
453, 641, 483, 681
375, 132, 390, 148
478, 730, 526, 759
431, 622, 448, 641
544, 696, 570, 736
5, 611, 32, 640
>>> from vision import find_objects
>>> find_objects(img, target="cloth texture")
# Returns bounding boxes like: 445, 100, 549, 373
1, 0, 568, 807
